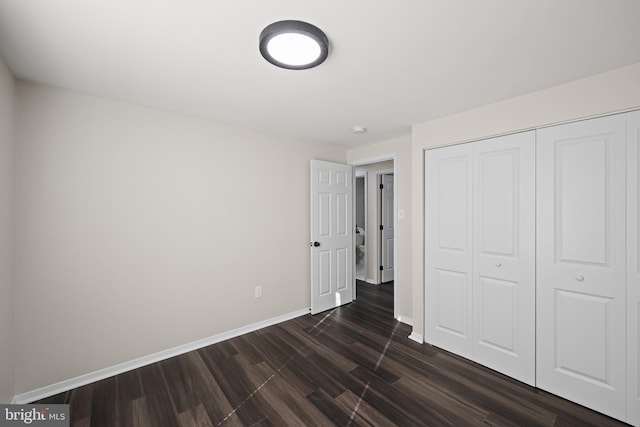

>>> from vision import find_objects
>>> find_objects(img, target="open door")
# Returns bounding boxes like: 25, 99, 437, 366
380, 173, 394, 283
310, 160, 354, 314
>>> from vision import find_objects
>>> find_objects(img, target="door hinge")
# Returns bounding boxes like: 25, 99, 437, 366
379, 225, 383, 231
379, 184, 384, 190
379, 265, 384, 271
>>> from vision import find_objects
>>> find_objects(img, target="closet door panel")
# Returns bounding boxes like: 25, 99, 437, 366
537, 115, 626, 421
425, 144, 473, 358
472, 131, 536, 386
628, 110, 640, 426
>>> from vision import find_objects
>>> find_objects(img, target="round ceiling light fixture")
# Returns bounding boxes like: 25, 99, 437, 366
259, 20, 329, 70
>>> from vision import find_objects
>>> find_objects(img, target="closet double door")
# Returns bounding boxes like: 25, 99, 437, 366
425, 112, 639, 424
425, 131, 536, 386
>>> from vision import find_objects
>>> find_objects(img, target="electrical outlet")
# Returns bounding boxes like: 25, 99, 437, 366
255, 286, 263, 299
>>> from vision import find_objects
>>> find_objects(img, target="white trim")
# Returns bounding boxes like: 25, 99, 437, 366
392, 159, 397, 320
349, 153, 396, 167
12, 308, 309, 404
397, 315, 413, 326
422, 107, 640, 152
348, 153, 399, 320
408, 332, 424, 344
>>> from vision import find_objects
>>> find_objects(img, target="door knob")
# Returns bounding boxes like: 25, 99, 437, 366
310, 241, 320, 247
495, 262, 502, 267
575, 274, 584, 282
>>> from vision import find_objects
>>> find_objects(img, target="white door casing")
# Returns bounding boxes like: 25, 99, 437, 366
536, 115, 627, 421
425, 144, 474, 358
310, 160, 354, 315
628, 110, 640, 426
381, 174, 394, 283
472, 132, 536, 386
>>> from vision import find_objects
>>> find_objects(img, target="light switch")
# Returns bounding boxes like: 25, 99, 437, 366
398, 209, 405, 219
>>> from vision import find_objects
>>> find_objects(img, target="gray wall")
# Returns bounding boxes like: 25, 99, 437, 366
13, 82, 346, 394
0, 58, 15, 403
355, 177, 365, 228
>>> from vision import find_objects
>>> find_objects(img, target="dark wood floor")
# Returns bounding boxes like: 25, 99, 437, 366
37, 281, 628, 426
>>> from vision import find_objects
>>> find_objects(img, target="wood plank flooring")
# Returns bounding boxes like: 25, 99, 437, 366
36, 281, 629, 426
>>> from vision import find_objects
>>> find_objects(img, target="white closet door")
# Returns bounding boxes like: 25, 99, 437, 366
628, 110, 640, 426
472, 132, 536, 386
537, 115, 627, 420
425, 144, 473, 358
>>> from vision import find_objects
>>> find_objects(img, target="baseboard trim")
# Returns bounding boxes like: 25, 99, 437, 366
396, 315, 413, 326
408, 331, 423, 344
12, 308, 310, 404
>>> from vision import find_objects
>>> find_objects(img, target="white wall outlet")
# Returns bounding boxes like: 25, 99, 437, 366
254, 286, 262, 299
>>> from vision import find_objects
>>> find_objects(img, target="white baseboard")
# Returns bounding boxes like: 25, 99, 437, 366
408, 331, 423, 344
396, 315, 413, 326
12, 308, 310, 404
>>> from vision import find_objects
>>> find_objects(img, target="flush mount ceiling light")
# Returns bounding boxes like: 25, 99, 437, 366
259, 20, 329, 70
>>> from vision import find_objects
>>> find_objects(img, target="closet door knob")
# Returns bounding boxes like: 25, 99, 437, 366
495, 262, 502, 267
575, 274, 584, 282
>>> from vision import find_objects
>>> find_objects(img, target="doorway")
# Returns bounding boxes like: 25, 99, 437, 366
351, 156, 397, 319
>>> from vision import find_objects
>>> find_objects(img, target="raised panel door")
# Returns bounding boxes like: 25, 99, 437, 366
472, 131, 536, 386
425, 144, 473, 358
536, 115, 626, 420
310, 160, 354, 314
381, 174, 394, 283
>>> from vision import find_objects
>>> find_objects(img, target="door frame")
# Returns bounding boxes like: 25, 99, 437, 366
349, 153, 398, 320
376, 169, 394, 284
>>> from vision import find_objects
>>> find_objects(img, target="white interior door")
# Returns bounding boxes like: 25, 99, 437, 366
425, 144, 473, 358
381, 174, 394, 283
628, 110, 640, 426
310, 160, 354, 315
472, 132, 536, 386
536, 115, 627, 420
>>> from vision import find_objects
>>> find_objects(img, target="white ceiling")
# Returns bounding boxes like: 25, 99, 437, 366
1, 1, 639, 148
